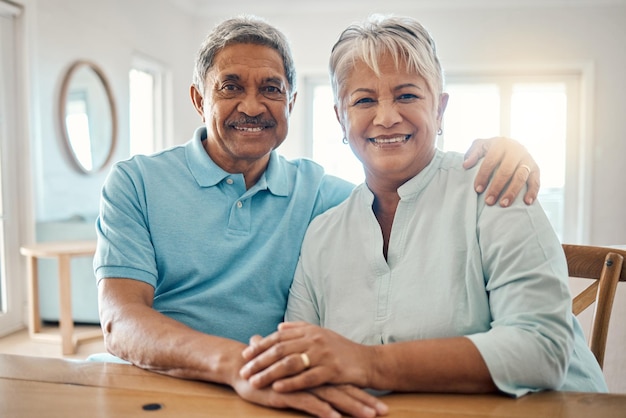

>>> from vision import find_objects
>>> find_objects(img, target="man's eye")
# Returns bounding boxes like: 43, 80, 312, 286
216, 83, 242, 98
262, 85, 284, 94
261, 86, 286, 99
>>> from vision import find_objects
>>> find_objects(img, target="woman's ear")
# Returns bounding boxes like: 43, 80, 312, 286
437, 93, 449, 123
334, 105, 347, 138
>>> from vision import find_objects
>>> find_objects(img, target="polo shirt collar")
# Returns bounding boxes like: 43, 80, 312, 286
186, 126, 289, 197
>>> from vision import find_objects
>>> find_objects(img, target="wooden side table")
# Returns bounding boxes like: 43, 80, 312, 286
20, 241, 102, 355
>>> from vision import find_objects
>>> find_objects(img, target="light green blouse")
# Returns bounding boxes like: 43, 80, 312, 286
286, 149, 607, 397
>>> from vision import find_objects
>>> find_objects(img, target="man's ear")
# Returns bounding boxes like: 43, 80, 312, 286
288, 91, 298, 114
190, 84, 205, 121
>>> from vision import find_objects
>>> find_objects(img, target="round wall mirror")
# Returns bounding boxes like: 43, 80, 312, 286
59, 60, 117, 174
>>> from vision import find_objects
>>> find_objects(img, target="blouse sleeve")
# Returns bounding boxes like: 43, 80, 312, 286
466, 197, 574, 397
285, 254, 322, 325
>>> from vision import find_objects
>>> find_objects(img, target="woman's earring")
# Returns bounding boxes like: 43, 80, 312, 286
437, 128, 443, 136
342, 137, 348, 144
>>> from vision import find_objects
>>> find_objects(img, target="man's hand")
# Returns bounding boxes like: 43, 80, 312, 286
463, 137, 540, 207
232, 374, 388, 418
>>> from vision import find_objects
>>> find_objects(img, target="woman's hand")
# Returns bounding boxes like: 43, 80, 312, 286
463, 137, 540, 207
240, 322, 374, 393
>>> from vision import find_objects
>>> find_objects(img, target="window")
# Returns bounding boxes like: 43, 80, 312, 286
0, 0, 25, 336
129, 56, 169, 156
310, 82, 364, 185
443, 74, 582, 242
308, 71, 585, 242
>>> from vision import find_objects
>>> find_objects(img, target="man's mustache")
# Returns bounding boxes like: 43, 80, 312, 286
228, 116, 277, 128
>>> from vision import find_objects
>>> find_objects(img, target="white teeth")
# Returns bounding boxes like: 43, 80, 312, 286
236, 126, 263, 132
369, 135, 409, 144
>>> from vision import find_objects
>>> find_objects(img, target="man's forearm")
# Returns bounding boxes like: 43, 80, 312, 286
99, 282, 245, 386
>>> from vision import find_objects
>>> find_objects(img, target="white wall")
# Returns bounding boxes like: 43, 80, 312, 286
28, 0, 200, 221
17, 0, 626, 392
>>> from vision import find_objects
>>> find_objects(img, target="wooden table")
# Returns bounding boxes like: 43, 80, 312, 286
20, 241, 101, 355
1, 354, 625, 417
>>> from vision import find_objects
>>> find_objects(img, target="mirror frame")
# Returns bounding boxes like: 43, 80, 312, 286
58, 60, 118, 174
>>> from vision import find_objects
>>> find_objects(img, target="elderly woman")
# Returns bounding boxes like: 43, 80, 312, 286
240, 15, 607, 398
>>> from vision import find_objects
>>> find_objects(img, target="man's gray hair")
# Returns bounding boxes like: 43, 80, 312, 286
193, 15, 297, 98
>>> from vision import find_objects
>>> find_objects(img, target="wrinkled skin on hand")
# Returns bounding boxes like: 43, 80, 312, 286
232, 371, 388, 418
241, 322, 373, 393
463, 137, 540, 207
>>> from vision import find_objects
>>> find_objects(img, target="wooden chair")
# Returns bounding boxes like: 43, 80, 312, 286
562, 244, 626, 369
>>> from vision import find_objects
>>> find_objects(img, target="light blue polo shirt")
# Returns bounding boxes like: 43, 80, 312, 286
94, 126, 354, 343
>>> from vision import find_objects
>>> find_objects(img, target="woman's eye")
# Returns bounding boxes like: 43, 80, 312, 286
354, 97, 375, 105
398, 93, 419, 101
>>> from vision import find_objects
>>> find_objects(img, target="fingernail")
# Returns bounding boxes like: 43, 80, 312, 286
377, 401, 389, 414
363, 406, 376, 418
500, 198, 509, 207
485, 195, 495, 205
475, 185, 484, 193
526, 197, 534, 205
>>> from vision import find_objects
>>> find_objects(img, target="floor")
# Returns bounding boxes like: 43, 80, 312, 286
0, 324, 105, 360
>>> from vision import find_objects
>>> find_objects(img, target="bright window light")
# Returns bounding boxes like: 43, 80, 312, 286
129, 68, 155, 156
311, 84, 364, 184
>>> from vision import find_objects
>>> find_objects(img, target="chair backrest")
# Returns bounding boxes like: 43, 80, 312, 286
562, 244, 626, 369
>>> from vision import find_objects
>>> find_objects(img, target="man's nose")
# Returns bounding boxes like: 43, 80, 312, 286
237, 92, 266, 117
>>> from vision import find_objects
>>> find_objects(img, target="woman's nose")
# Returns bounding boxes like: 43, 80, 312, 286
373, 100, 402, 127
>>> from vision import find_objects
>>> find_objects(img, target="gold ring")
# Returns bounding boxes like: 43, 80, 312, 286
300, 353, 310, 369
519, 164, 531, 174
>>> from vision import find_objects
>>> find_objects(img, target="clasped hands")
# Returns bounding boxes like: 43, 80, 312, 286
240, 321, 387, 417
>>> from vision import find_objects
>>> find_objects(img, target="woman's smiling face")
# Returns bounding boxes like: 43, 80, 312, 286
336, 55, 448, 186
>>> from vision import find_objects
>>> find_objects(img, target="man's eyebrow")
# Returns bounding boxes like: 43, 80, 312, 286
263, 76, 286, 86
221, 74, 240, 82
217, 74, 285, 86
